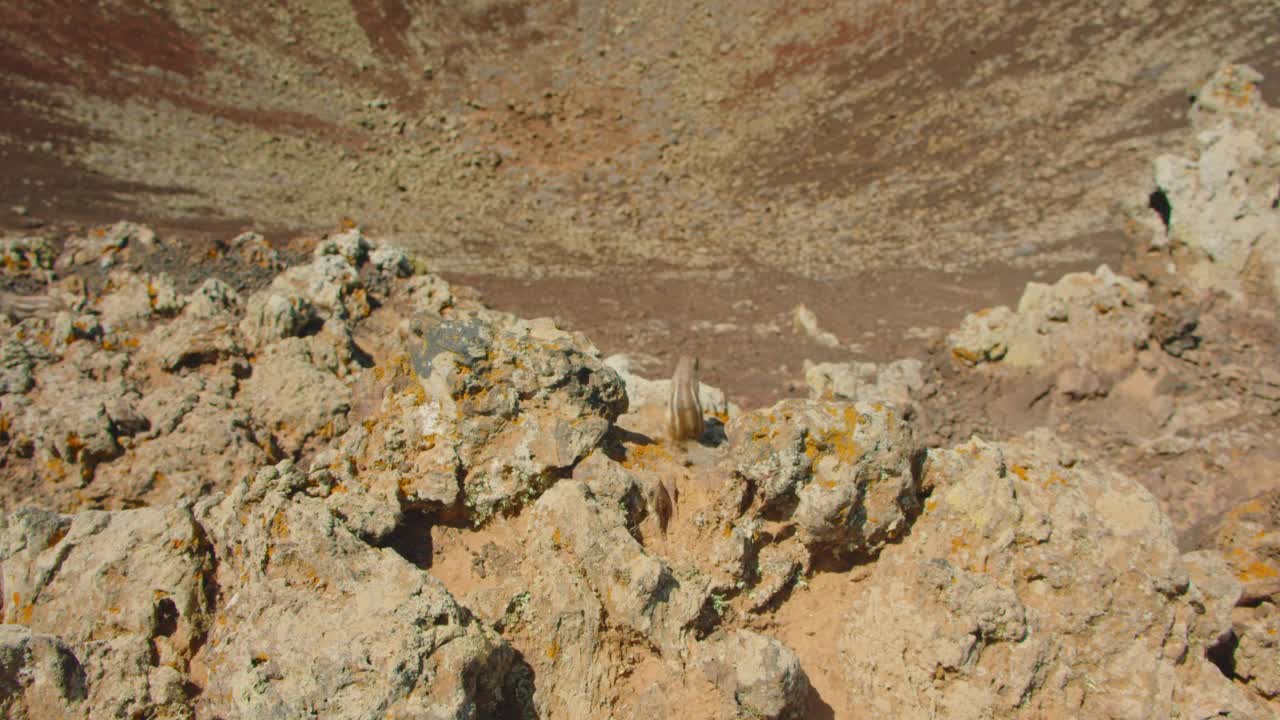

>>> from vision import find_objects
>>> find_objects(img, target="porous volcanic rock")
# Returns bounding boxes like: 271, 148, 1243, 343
726, 399, 922, 560
1147, 64, 1280, 305
838, 430, 1258, 718
947, 264, 1152, 371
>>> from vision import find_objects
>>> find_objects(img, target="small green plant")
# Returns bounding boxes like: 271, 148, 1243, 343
710, 592, 729, 617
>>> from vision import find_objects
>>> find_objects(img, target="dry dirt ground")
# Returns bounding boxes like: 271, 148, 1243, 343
1, 0, 1278, 406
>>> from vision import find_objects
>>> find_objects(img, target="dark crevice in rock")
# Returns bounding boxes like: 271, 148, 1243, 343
382, 508, 435, 570
493, 648, 538, 720
1149, 189, 1172, 229
1205, 628, 1239, 679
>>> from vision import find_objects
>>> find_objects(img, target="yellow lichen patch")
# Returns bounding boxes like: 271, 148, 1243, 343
620, 442, 670, 470
1227, 497, 1267, 519
1010, 465, 1030, 481
551, 528, 563, 549
721, 523, 734, 538
1238, 559, 1279, 583
405, 383, 427, 406
269, 511, 290, 540
803, 435, 819, 461
829, 431, 860, 465
925, 498, 938, 514
1044, 472, 1069, 488
951, 347, 981, 365
43, 456, 68, 481
949, 535, 967, 555
545, 640, 560, 661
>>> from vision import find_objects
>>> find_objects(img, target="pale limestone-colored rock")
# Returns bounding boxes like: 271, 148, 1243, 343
696, 630, 810, 720
727, 400, 920, 559
520, 479, 710, 717
239, 335, 352, 457
1152, 64, 1280, 304
228, 231, 282, 270
838, 433, 1260, 718
193, 461, 513, 719
183, 277, 241, 320
0, 338, 36, 394
804, 357, 923, 406
380, 313, 627, 522
56, 221, 155, 270
0, 504, 214, 719
238, 286, 317, 350
272, 253, 366, 321
96, 271, 156, 330
370, 243, 413, 277
315, 228, 371, 266
1181, 549, 1242, 651
1233, 602, 1280, 700
1205, 489, 1280, 605
93, 388, 265, 508
398, 273, 456, 317
140, 313, 242, 371
9, 353, 138, 478
948, 265, 1152, 370
791, 303, 840, 348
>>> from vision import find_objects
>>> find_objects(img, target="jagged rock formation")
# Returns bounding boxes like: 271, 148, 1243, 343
0, 64, 1276, 718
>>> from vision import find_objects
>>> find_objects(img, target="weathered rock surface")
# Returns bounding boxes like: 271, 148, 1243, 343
191, 461, 514, 719
1148, 64, 1280, 305
342, 313, 628, 525
838, 431, 1258, 718
696, 630, 810, 720
727, 399, 921, 560
0, 625, 86, 718
3, 71, 1279, 718
804, 357, 924, 407
948, 265, 1152, 370
0, 504, 214, 718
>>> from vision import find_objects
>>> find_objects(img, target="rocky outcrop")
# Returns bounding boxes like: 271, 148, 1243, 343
1147, 64, 1280, 306
340, 313, 628, 526
948, 265, 1152, 371
838, 430, 1256, 717
190, 461, 513, 719
804, 357, 925, 407
727, 400, 922, 561
696, 630, 810, 720
0, 504, 214, 718
2, 65, 1279, 716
